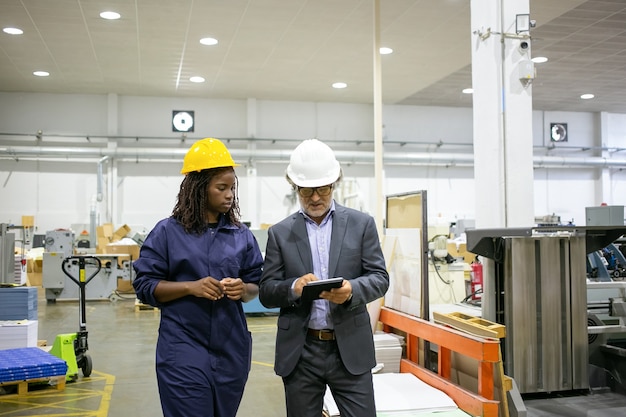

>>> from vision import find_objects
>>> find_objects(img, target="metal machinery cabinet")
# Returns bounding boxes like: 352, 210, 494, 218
502, 235, 587, 394
467, 226, 626, 394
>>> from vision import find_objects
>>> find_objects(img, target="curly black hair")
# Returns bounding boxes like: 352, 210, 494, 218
172, 167, 241, 234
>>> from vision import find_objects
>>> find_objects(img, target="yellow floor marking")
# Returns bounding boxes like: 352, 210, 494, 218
247, 324, 277, 330
251, 360, 274, 368
0, 370, 115, 417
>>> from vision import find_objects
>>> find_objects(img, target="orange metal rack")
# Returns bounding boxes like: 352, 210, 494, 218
379, 306, 502, 417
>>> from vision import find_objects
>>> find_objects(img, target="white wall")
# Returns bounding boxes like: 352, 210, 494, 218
1, 92, 625, 236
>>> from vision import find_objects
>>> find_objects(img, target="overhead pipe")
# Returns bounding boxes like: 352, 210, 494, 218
2, 145, 626, 169
96, 156, 108, 202
88, 156, 108, 249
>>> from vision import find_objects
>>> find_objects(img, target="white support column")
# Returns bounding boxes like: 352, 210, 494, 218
471, 0, 534, 229
106, 142, 118, 225
107, 93, 118, 137
246, 98, 259, 228
471, 0, 534, 322
373, 0, 384, 236
599, 111, 611, 205
111, 156, 118, 225
107, 93, 119, 226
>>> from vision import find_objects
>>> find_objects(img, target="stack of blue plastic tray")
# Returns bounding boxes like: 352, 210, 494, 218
0, 347, 67, 383
0, 287, 38, 320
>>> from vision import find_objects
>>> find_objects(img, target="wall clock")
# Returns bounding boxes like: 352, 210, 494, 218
172, 110, 195, 132
550, 123, 568, 142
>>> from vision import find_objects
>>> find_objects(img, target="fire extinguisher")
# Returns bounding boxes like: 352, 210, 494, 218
470, 258, 483, 300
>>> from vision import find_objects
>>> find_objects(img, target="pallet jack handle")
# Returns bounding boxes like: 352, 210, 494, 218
61, 256, 102, 332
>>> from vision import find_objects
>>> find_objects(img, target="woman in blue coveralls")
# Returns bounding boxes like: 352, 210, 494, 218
133, 137, 264, 417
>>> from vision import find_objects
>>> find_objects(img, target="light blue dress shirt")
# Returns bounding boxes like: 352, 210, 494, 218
300, 201, 336, 330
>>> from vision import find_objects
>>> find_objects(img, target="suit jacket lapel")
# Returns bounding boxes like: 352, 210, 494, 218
329, 204, 347, 278
292, 214, 313, 273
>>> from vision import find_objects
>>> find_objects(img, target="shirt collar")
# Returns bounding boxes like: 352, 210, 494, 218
299, 200, 336, 225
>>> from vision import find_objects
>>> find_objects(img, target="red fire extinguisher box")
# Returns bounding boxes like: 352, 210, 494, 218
470, 260, 483, 300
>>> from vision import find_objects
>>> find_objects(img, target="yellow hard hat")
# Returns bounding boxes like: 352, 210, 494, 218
180, 138, 240, 174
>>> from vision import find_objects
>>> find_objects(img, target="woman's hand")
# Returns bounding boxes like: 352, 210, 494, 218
221, 277, 244, 300
154, 276, 224, 303
191, 276, 224, 301
221, 278, 259, 302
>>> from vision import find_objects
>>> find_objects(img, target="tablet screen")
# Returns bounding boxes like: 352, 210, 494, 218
301, 277, 344, 302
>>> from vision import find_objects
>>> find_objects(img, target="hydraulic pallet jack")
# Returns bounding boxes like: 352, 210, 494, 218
49, 256, 102, 382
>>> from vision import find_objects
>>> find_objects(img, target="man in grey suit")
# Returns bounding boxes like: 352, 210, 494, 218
259, 139, 390, 417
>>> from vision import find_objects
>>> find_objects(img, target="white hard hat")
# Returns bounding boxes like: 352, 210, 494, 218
286, 139, 341, 187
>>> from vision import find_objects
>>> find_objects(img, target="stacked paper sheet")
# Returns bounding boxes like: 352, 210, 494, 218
324, 373, 459, 416
0, 286, 38, 320
0, 320, 38, 349
0, 347, 67, 383
374, 331, 403, 374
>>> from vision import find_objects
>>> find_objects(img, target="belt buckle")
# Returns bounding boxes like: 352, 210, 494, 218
319, 330, 333, 340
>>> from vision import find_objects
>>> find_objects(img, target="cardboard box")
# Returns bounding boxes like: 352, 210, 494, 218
97, 223, 114, 240
97, 237, 111, 252
103, 243, 140, 260
27, 258, 43, 273
112, 224, 131, 242
21, 215, 35, 227
27, 272, 42, 287
117, 278, 134, 293
447, 242, 476, 264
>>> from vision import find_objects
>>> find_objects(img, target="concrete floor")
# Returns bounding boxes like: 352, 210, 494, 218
1, 289, 626, 416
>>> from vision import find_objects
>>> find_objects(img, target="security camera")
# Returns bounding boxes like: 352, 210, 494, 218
519, 40, 530, 53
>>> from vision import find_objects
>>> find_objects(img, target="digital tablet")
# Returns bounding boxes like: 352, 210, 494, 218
301, 277, 344, 302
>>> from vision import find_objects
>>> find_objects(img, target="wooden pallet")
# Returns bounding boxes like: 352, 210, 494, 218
0, 375, 65, 395
134, 299, 159, 312
433, 311, 506, 339
432, 311, 510, 417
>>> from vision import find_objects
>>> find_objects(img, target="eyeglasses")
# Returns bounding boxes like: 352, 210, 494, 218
297, 185, 334, 197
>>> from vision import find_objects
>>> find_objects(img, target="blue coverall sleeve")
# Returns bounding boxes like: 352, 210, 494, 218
132, 220, 169, 307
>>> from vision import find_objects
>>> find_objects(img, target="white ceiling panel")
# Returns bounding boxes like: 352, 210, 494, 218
0, 0, 624, 113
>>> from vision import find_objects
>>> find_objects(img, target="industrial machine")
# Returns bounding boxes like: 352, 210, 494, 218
587, 243, 626, 281
43, 252, 132, 302
41, 228, 134, 302
585, 238, 626, 392
467, 225, 626, 395
0, 223, 29, 285
0, 224, 16, 285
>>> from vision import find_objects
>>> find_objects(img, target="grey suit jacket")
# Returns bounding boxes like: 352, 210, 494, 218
259, 203, 390, 377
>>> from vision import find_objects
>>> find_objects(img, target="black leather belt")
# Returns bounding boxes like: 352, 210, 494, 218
307, 328, 335, 341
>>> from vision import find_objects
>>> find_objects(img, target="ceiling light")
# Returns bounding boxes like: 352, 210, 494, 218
189, 76, 205, 83
532, 56, 548, 64
462, 88, 473, 94
379, 47, 393, 55
100, 11, 121, 20
33, 71, 49, 77
200, 37, 218, 46
580, 93, 594, 100
3, 27, 23, 35
332, 82, 347, 89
